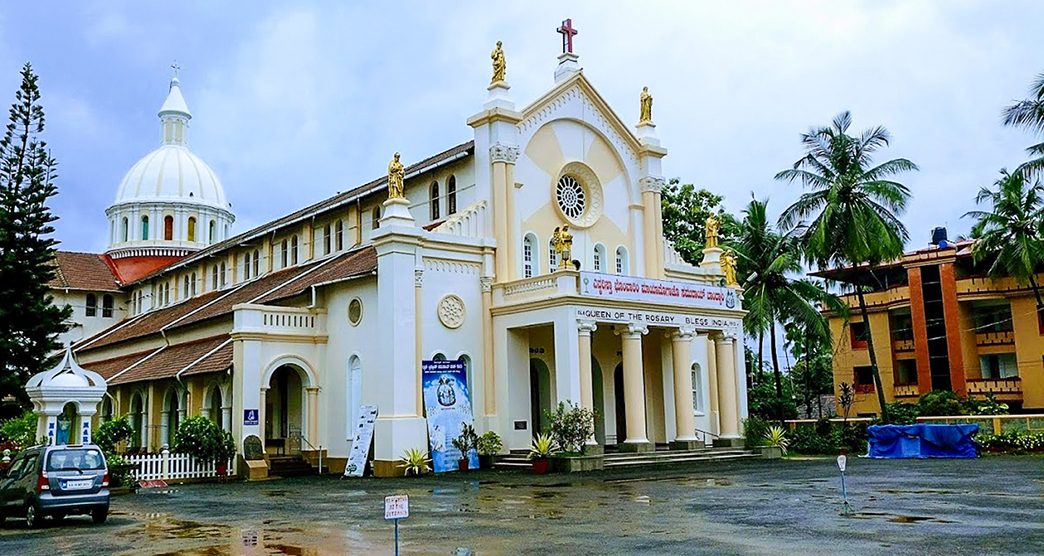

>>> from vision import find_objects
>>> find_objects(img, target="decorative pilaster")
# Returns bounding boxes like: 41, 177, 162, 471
668, 326, 700, 449
490, 142, 520, 281
714, 334, 743, 446
577, 320, 597, 421
480, 276, 495, 417
615, 323, 652, 451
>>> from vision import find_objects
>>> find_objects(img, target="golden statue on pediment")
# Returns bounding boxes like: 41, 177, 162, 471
639, 86, 653, 124
721, 249, 737, 286
491, 41, 506, 84
387, 152, 405, 200
705, 213, 720, 249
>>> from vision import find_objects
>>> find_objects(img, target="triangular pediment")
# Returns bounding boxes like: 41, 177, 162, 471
517, 71, 642, 168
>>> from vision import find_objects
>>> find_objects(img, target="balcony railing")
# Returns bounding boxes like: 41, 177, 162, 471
893, 384, 919, 398
232, 303, 326, 337
966, 377, 1021, 395
892, 338, 915, 352
975, 330, 1014, 346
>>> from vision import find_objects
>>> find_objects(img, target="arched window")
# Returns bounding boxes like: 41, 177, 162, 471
447, 175, 457, 215
691, 363, 704, 413
211, 265, 219, 290
346, 355, 362, 441
182, 276, 190, 299
141, 215, 149, 240
252, 250, 260, 276
335, 220, 344, 251
549, 239, 559, 271
323, 224, 331, 255
281, 240, 289, 268
101, 397, 114, 422
291, 235, 299, 265
121, 217, 129, 242
190, 272, 197, 296
615, 246, 629, 274
164, 215, 174, 240
430, 181, 440, 220
85, 293, 97, 317
209, 220, 216, 243
219, 262, 227, 287
242, 253, 251, 280
102, 294, 114, 318
187, 217, 197, 242
372, 206, 381, 229
593, 244, 606, 272
523, 234, 536, 278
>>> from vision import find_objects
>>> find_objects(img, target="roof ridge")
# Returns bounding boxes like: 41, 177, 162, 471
176, 336, 233, 380
246, 248, 352, 306
106, 345, 165, 383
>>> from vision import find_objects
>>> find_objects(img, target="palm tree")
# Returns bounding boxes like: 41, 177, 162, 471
964, 169, 1044, 311
1002, 71, 1044, 177
776, 111, 918, 422
735, 197, 843, 422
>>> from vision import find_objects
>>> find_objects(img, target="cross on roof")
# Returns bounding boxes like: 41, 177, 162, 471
171, 61, 181, 79
557, 18, 578, 54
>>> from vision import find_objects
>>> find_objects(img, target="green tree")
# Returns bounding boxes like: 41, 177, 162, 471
0, 63, 70, 405
1002, 71, 1044, 177
735, 196, 842, 422
963, 169, 1044, 311
661, 178, 740, 265
785, 322, 835, 419
776, 111, 918, 422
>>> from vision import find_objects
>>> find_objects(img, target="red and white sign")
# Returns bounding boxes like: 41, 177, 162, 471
579, 272, 737, 311
384, 494, 409, 520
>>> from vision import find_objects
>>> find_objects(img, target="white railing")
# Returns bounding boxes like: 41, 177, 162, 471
233, 303, 326, 336
503, 275, 557, 297
127, 449, 232, 481
432, 200, 486, 237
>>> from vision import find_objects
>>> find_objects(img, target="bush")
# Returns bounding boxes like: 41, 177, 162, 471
789, 425, 839, 455
476, 431, 502, 456
0, 410, 37, 450
885, 402, 920, 425
743, 416, 771, 448
976, 431, 1044, 454
964, 393, 1009, 416
173, 416, 235, 463
95, 415, 134, 454
917, 390, 964, 416
544, 401, 595, 455
839, 422, 868, 454
104, 452, 135, 487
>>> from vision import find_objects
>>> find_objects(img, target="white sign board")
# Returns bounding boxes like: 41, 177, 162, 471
385, 494, 409, 520
579, 271, 738, 311
836, 455, 847, 472
343, 405, 379, 477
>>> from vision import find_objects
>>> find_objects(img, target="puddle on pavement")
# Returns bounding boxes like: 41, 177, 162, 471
851, 511, 955, 524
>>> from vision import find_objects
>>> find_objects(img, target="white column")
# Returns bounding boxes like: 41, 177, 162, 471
258, 387, 268, 450
615, 323, 651, 450
305, 387, 319, 445
715, 335, 741, 441
704, 334, 720, 436
553, 312, 581, 406
577, 320, 597, 447
669, 326, 699, 445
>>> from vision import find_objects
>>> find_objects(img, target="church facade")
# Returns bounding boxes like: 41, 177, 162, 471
57, 43, 748, 477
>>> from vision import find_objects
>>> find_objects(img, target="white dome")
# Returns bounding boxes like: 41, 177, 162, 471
114, 144, 229, 209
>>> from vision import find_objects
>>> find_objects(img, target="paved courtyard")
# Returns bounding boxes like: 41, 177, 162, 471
1, 456, 1042, 555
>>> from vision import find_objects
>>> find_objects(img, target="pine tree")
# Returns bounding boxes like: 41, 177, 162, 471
0, 63, 70, 405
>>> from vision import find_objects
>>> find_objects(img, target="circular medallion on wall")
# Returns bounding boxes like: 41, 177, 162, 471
437, 294, 465, 329
553, 161, 603, 228
348, 297, 363, 326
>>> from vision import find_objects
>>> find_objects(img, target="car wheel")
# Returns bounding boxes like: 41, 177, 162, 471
91, 507, 108, 524
25, 502, 41, 529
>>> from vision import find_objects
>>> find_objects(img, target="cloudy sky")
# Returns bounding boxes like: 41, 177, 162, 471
1, 1, 1042, 254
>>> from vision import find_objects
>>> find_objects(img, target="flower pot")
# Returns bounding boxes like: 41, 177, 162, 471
478, 455, 494, 469
458, 458, 469, 471
216, 463, 228, 476
531, 458, 550, 475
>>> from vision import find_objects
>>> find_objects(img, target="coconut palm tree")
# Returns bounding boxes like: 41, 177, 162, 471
1002, 71, 1044, 177
776, 111, 918, 422
964, 169, 1044, 311
735, 197, 844, 422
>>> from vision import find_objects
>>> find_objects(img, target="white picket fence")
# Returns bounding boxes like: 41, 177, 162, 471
126, 449, 232, 481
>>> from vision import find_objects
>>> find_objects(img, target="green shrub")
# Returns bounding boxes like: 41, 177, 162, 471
964, 393, 1009, 416
476, 431, 503, 456
976, 431, 1044, 454
885, 402, 920, 424
917, 390, 964, 416
544, 401, 595, 455
104, 453, 135, 487
173, 415, 235, 463
0, 411, 37, 450
743, 416, 771, 448
789, 425, 839, 455
839, 423, 868, 454
95, 415, 134, 454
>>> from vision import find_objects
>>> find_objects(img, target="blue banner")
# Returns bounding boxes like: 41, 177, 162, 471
422, 358, 478, 473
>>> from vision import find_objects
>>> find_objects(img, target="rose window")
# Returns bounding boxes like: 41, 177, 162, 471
556, 175, 587, 220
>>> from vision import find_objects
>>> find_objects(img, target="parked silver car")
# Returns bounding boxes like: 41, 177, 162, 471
0, 444, 109, 528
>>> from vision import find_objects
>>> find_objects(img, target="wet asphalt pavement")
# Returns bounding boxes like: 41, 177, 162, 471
1, 455, 1042, 555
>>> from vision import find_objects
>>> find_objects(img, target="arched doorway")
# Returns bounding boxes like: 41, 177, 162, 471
129, 392, 145, 449
529, 359, 552, 436
267, 365, 306, 453
613, 363, 626, 445
592, 357, 605, 445
204, 386, 224, 430
162, 388, 182, 448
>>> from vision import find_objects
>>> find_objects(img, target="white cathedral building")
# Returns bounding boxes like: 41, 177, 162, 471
53, 41, 749, 477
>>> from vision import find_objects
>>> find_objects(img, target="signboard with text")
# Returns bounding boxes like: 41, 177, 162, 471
579, 271, 738, 310
343, 405, 379, 477
243, 409, 259, 426
384, 495, 409, 520
422, 358, 478, 473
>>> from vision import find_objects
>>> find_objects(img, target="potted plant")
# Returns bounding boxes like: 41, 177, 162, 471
451, 424, 478, 471
528, 433, 558, 474
215, 429, 237, 476
476, 431, 503, 469
398, 447, 431, 476
544, 402, 602, 472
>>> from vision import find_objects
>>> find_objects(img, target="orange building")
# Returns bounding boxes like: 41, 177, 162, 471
817, 232, 1043, 416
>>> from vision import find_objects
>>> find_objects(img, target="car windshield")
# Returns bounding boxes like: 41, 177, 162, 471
46, 448, 105, 471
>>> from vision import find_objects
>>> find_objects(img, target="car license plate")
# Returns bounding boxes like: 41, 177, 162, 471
63, 479, 93, 490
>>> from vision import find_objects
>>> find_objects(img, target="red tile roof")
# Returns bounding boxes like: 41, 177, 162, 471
49, 251, 121, 292
81, 335, 232, 386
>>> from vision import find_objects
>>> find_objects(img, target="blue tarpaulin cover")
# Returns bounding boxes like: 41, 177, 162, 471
867, 424, 979, 458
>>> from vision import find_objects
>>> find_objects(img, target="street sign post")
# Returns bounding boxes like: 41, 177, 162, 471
385, 494, 409, 555
836, 455, 852, 515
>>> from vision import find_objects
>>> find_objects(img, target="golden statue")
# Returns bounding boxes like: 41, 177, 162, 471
387, 152, 405, 200
704, 213, 720, 249
639, 86, 653, 124
721, 249, 738, 286
551, 225, 573, 269
491, 41, 506, 84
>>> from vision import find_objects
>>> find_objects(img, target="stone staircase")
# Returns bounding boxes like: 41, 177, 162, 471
267, 455, 319, 477
493, 445, 759, 471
